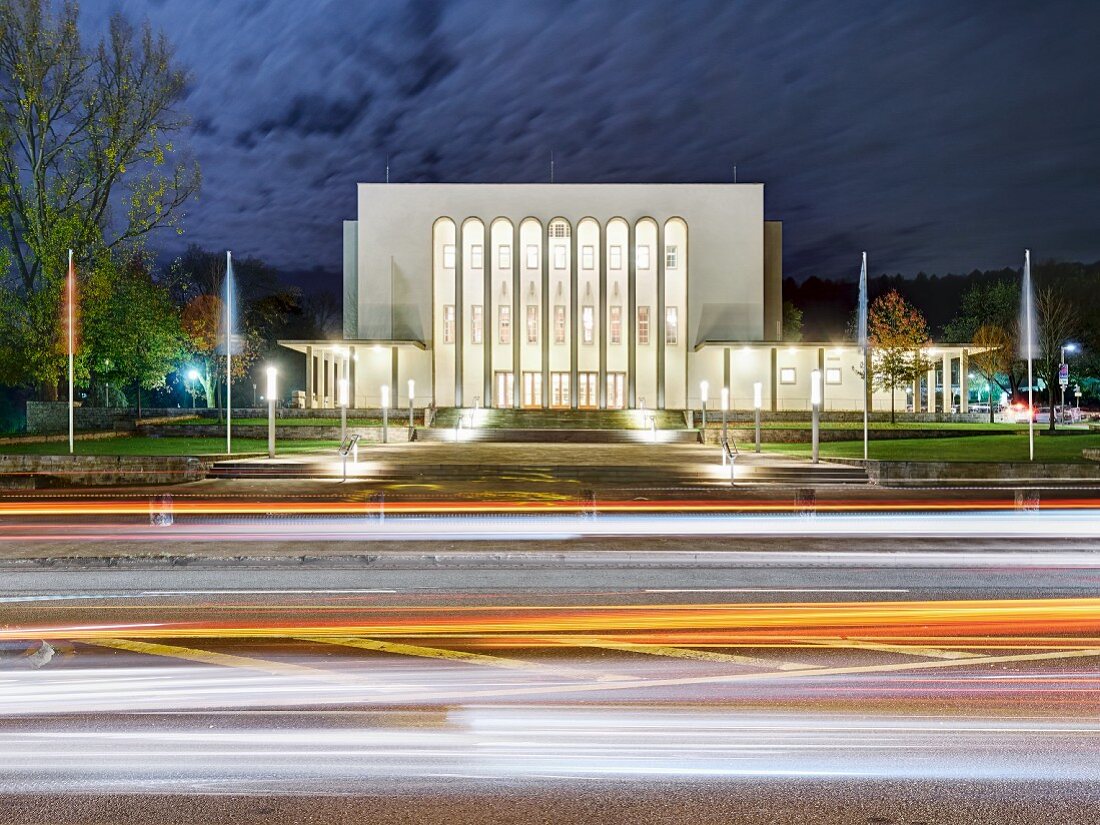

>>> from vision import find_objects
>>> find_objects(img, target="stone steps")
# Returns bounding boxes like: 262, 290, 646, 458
429, 408, 684, 430
415, 428, 699, 444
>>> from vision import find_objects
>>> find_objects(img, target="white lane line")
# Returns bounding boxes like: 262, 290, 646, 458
0, 589, 399, 603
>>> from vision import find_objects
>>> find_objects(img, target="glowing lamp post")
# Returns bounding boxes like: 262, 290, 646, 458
266, 367, 277, 459
338, 378, 349, 442
408, 379, 415, 429
381, 384, 390, 444
700, 380, 709, 430
753, 381, 763, 453
810, 369, 822, 464
187, 369, 200, 409
720, 386, 729, 445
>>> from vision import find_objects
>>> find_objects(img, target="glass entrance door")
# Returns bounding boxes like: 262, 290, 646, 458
606, 372, 625, 409
522, 371, 542, 408
577, 372, 598, 409
494, 371, 514, 408
551, 372, 570, 408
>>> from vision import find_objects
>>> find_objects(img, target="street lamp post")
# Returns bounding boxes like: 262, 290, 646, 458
720, 387, 729, 446
381, 384, 390, 444
408, 379, 415, 430
700, 380, 708, 431
1060, 343, 1078, 423
811, 369, 822, 464
338, 378, 349, 442
187, 369, 199, 409
753, 382, 762, 453
266, 367, 276, 459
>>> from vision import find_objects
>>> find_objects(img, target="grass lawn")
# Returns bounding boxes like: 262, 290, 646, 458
174, 417, 387, 427
763, 432, 1100, 463
729, 421, 1024, 432
0, 437, 340, 456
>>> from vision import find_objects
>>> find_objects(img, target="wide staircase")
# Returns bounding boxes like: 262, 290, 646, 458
418, 408, 698, 443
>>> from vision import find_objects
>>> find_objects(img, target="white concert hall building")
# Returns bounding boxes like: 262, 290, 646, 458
279, 182, 975, 414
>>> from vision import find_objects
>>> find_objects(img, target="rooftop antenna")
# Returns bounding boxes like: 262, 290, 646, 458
550, 151, 555, 184
733, 165, 738, 183
385, 155, 390, 184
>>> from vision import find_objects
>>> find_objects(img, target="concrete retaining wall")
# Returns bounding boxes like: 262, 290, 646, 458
832, 458, 1100, 483
140, 425, 412, 442
27, 403, 199, 434
700, 427, 1006, 445
0, 454, 214, 488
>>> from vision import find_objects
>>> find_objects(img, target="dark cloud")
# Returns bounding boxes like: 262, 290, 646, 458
86, 0, 1100, 293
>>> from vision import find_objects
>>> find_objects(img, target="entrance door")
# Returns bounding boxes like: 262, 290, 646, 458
494, 371, 514, 408
522, 371, 542, 408
577, 372, 598, 409
606, 372, 625, 409
551, 372, 570, 408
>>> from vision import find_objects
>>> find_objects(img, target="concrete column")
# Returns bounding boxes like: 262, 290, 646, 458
321, 350, 329, 408
818, 347, 826, 409
723, 347, 731, 408
455, 220, 464, 407
484, 217, 493, 408
305, 345, 314, 409
391, 346, 399, 400
512, 220, 521, 409
348, 346, 356, 409
942, 352, 951, 414
598, 220, 607, 409
960, 350, 969, 413
627, 220, 636, 409
927, 363, 936, 414
912, 353, 921, 412
656, 219, 666, 409
541, 220, 550, 408
570, 218, 579, 410
770, 347, 778, 412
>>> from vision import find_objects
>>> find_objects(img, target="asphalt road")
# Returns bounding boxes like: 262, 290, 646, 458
3, 538, 1100, 822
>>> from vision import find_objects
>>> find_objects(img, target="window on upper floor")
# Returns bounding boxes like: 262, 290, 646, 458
442, 245, 455, 270
498, 245, 511, 269
582, 306, 595, 345
666, 245, 678, 269
442, 305, 455, 344
470, 305, 483, 345
637, 244, 651, 270
665, 306, 678, 345
581, 245, 594, 270
525, 245, 539, 269
553, 245, 566, 270
498, 305, 511, 344
609, 245, 622, 270
637, 306, 650, 345
549, 220, 570, 238
609, 306, 622, 345
526, 305, 538, 343
554, 305, 566, 344
470, 245, 483, 269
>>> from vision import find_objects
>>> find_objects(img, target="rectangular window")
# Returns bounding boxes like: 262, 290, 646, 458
498, 305, 511, 344
498, 245, 511, 269
581, 245, 595, 270
609, 245, 622, 270
826, 367, 842, 385
526, 305, 538, 344
780, 367, 797, 385
470, 245, 483, 269
582, 306, 595, 345
553, 245, 566, 269
525, 245, 538, 269
442, 305, 455, 344
637, 244, 651, 270
470, 304, 483, 345
442, 244, 455, 270
665, 245, 678, 269
554, 305, 566, 344
637, 306, 650, 345
609, 306, 622, 345
665, 306, 679, 345
551, 372, 570, 408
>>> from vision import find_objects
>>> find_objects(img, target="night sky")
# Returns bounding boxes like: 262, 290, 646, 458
84, 0, 1100, 293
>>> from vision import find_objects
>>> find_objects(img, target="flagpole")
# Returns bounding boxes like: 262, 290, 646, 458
1025, 249, 1034, 462
67, 249, 74, 455
861, 252, 868, 461
226, 250, 232, 455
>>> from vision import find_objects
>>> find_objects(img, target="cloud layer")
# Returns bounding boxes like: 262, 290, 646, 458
85, 0, 1100, 288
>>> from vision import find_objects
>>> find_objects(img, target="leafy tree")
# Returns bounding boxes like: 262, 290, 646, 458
868, 289, 932, 423
942, 280, 1019, 343
0, 0, 199, 396
1035, 285, 1078, 433
968, 323, 1013, 423
781, 300, 803, 342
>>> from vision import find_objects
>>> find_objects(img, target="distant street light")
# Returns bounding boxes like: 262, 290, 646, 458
1060, 343, 1080, 423
753, 381, 763, 453
381, 384, 390, 444
187, 368, 200, 409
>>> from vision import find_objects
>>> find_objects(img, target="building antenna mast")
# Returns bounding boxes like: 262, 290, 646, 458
550, 151, 555, 184
386, 155, 390, 184
733, 165, 737, 184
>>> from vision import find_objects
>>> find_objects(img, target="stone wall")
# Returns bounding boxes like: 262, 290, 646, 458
0, 454, 211, 488
140, 424, 412, 443
832, 458, 1100, 483
26, 402, 198, 434
699, 427, 1006, 445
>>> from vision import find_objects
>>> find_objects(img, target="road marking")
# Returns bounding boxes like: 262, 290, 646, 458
85, 638, 351, 682
546, 636, 814, 670
794, 637, 980, 660
644, 589, 909, 594
296, 636, 630, 681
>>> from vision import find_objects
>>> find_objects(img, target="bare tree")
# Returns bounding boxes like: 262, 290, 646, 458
1035, 285, 1078, 433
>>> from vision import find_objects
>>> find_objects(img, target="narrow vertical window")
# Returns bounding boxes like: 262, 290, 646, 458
498, 245, 511, 269
637, 306, 650, 345
443, 305, 455, 344
525, 245, 539, 269
442, 244, 456, 269
581, 245, 594, 269
553, 246, 566, 269
637, 244, 651, 269
470, 305, 483, 344
665, 245, 678, 269
582, 306, 595, 345
665, 306, 679, 345
609, 305, 622, 345
609, 245, 622, 270
470, 245, 483, 269
526, 305, 538, 343
498, 305, 511, 344
554, 305, 566, 344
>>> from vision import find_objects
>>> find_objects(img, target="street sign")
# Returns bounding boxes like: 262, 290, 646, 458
1059, 363, 1069, 388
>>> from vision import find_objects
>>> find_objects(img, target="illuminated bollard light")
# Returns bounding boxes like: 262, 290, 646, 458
381, 384, 390, 444
753, 381, 762, 453
700, 380, 709, 431
810, 369, 821, 464
266, 366, 277, 459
